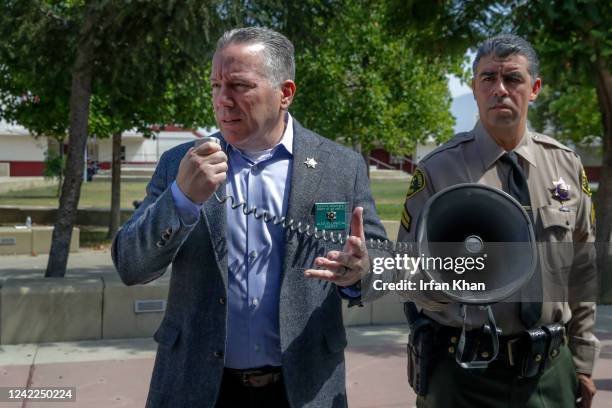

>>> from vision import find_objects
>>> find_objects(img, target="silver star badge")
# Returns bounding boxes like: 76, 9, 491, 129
552, 177, 571, 201
304, 157, 318, 169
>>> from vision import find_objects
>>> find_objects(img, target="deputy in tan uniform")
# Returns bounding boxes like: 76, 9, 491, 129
398, 34, 600, 408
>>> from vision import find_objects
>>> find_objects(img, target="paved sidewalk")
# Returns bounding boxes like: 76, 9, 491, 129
1, 324, 612, 408
1, 251, 612, 407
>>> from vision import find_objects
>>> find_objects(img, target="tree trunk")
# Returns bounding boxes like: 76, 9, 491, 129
352, 139, 370, 178
57, 142, 64, 197
45, 7, 96, 278
362, 151, 371, 179
107, 132, 122, 239
593, 58, 612, 300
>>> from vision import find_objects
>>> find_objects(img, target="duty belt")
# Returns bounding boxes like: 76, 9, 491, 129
224, 366, 283, 388
440, 323, 567, 377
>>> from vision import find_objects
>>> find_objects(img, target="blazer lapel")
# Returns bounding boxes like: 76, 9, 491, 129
201, 136, 229, 290
286, 121, 330, 229
282, 121, 330, 276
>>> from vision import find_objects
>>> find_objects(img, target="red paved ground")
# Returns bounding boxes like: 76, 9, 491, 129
2, 340, 611, 408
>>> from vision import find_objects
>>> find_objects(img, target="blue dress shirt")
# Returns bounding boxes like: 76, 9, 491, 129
171, 115, 293, 369
170, 114, 358, 369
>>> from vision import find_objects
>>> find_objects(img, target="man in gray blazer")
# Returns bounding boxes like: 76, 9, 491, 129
112, 27, 386, 407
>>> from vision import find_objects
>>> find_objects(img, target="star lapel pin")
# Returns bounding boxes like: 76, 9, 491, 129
304, 157, 318, 169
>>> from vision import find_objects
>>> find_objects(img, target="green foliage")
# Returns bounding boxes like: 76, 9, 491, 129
513, 0, 611, 86
384, 0, 610, 147
529, 85, 602, 147
512, 1, 609, 148
290, 0, 457, 155
0, 1, 223, 143
43, 151, 65, 180
0, 1, 75, 140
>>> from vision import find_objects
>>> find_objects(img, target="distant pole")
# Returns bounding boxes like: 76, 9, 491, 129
156, 133, 160, 162
83, 142, 88, 183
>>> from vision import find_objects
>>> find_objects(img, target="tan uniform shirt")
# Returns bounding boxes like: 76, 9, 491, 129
397, 121, 600, 374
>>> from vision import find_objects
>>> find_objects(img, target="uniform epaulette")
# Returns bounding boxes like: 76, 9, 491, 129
531, 132, 574, 153
419, 132, 475, 164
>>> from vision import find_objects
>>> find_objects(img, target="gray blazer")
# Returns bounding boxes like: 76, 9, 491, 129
112, 120, 387, 407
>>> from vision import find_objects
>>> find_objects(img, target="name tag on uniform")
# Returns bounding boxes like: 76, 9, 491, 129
315, 202, 347, 230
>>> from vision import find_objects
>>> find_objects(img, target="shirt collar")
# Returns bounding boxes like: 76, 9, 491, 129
277, 112, 294, 156
227, 112, 293, 160
513, 127, 537, 168
474, 121, 537, 170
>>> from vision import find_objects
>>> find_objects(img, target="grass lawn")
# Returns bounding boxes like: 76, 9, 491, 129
0, 178, 410, 219
79, 226, 113, 249
0, 178, 408, 248
2, 179, 599, 249
0, 181, 149, 209
370, 179, 409, 220
0, 178, 597, 224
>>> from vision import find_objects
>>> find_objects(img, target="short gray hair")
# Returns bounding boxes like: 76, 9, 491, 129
216, 27, 295, 87
472, 34, 540, 83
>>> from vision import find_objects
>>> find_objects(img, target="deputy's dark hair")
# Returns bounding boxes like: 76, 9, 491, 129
473, 34, 540, 84
216, 27, 295, 87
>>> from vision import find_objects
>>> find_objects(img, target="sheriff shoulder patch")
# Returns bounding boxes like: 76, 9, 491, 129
581, 168, 592, 197
406, 168, 426, 200
401, 207, 412, 232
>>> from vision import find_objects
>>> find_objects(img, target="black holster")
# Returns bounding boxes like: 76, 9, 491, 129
406, 312, 440, 396
515, 323, 566, 378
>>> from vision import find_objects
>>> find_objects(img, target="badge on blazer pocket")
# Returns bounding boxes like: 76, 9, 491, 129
315, 202, 348, 231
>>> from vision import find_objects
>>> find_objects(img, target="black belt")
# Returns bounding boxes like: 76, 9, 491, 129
223, 366, 283, 388
438, 324, 567, 376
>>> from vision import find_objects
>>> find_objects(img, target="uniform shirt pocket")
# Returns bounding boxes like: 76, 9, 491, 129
538, 205, 576, 237
536, 205, 576, 276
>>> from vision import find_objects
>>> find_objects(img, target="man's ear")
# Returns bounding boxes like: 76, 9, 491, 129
280, 80, 296, 110
471, 77, 476, 99
530, 78, 542, 102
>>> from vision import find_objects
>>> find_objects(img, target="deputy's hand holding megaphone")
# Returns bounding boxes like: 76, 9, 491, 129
176, 140, 228, 204
304, 207, 370, 287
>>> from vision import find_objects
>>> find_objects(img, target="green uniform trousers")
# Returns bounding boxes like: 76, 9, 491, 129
417, 344, 579, 408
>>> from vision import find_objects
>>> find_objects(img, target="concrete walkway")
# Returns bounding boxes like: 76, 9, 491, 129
1, 251, 612, 407
1, 325, 612, 407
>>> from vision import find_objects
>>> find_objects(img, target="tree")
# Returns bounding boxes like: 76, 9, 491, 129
88, 63, 215, 239
291, 0, 457, 163
0, 1, 224, 277
528, 85, 602, 148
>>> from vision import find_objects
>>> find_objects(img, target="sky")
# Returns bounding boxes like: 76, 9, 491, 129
448, 74, 471, 98
447, 51, 478, 133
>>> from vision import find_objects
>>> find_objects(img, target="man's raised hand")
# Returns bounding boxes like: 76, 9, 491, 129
176, 141, 228, 204
304, 207, 370, 287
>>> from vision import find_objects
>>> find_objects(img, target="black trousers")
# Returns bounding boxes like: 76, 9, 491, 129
215, 371, 291, 408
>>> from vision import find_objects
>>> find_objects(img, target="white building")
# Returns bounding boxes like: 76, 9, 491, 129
0, 121, 216, 176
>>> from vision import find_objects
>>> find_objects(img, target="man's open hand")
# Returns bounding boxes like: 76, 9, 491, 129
304, 207, 370, 287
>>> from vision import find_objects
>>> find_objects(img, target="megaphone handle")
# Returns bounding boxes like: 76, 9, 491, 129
484, 305, 500, 362
455, 305, 500, 369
